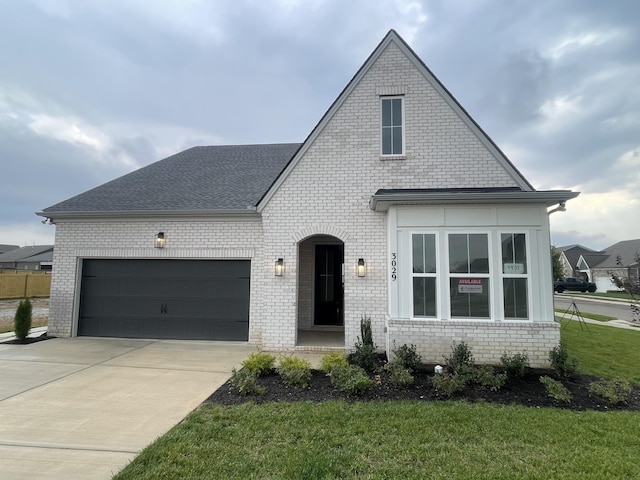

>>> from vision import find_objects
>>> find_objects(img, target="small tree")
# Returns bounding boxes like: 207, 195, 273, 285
14, 298, 33, 341
551, 246, 564, 281
611, 253, 640, 324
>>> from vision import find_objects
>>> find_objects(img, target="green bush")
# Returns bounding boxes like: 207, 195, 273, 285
14, 298, 33, 340
588, 379, 631, 405
473, 365, 507, 392
444, 341, 474, 374
229, 368, 266, 396
431, 372, 467, 397
330, 364, 375, 395
277, 356, 312, 388
383, 359, 414, 386
320, 351, 349, 375
549, 342, 578, 377
539, 375, 571, 403
500, 351, 529, 378
242, 351, 276, 376
352, 315, 378, 372
392, 343, 422, 372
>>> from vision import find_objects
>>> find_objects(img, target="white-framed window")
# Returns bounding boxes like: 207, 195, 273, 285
412, 233, 437, 317
447, 233, 491, 318
501, 233, 529, 319
381, 96, 404, 155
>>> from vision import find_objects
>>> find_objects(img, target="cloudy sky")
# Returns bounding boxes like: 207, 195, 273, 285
1, 0, 638, 251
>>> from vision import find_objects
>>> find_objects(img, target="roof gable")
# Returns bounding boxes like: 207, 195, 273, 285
257, 29, 534, 211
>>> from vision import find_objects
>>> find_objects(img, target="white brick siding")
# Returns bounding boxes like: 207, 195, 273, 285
387, 319, 559, 368
48, 219, 265, 339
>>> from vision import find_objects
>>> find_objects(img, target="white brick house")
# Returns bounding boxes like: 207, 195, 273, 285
39, 30, 577, 367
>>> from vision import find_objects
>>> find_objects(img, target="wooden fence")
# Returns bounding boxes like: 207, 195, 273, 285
0, 271, 51, 299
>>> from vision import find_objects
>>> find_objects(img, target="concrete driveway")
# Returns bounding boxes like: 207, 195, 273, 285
0, 337, 254, 480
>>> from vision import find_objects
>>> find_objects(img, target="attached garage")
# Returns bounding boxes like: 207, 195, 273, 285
78, 259, 250, 341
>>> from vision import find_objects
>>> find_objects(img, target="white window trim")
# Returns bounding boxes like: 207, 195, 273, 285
380, 95, 405, 158
498, 231, 532, 321
410, 232, 440, 319
445, 231, 493, 321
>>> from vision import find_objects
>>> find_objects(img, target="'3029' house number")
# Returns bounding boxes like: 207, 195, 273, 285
391, 253, 397, 281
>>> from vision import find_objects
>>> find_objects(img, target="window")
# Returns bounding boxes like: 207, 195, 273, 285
381, 97, 403, 155
501, 233, 529, 319
412, 234, 437, 317
448, 234, 490, 318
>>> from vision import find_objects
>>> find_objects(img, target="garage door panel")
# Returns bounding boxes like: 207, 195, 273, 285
79, 259, 250, 341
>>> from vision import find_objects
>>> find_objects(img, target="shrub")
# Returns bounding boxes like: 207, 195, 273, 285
431, 372, 466, 397
500, 351, 529, 378
392, 343, 422, 372
549, 342, 578, 377
383, 359, 414, 386
277, 356, 312, 388
352, 315, 378, 372
539, 375, 571, 403
330, 364, 375, 395
14, 298, 33, 341
320, 351, 349, 375
443, 341, 474, 374
229, 368, 266, 396
589, 379, 631, 405
473, 365, 507, 392
242, 351, 276, 376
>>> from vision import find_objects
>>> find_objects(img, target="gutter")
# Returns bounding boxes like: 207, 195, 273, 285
369, 190, 579, 212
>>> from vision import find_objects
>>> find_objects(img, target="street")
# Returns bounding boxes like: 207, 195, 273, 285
554, 294, 636, 323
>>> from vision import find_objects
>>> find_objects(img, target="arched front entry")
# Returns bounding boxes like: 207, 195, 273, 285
296, 234, 345, 347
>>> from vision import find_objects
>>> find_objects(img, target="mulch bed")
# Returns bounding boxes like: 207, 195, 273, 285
2, 333, 55, 345
207, 366, 640, 412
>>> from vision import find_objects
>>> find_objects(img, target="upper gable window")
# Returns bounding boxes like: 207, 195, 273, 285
381, 96, 404, 156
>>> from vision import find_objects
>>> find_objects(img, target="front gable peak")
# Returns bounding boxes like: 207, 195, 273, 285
258, 29, 535, 211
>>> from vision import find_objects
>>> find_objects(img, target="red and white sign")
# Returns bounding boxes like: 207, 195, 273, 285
458, 278, 483, 294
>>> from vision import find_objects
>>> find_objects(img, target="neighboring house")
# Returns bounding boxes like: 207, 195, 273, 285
38, 30, 578, 367
587, 240, 640, 292
557, 244, 599, 280
0, 245, 54, 271
0, 244, 19, 255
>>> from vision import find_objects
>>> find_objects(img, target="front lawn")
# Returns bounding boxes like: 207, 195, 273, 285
114, 323, 640, 479
114, 401, 639, 479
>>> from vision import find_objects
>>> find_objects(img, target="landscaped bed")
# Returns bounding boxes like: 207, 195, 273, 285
207, 364, 640, 411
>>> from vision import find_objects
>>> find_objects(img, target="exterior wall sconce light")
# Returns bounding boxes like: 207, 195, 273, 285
154, 232, 165, 249
275, 258, 284, 276
357, 258, 366, 277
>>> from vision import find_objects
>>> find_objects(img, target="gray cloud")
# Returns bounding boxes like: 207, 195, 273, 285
1, 0, 638, 250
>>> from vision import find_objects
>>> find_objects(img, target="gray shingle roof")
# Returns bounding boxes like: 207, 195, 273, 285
591, 239, 640, 269
0, 245, 53, 262
42, 143, 301, 215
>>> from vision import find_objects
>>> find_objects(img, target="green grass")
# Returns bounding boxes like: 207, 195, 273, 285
114, 402, 639, 479
580, 291, 634, 301
114, 323, 640, 479
561, 319, 640, 383
555, 308, 616, 322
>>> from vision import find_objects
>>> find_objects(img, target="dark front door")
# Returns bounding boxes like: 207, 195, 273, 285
314, 244, 344, 326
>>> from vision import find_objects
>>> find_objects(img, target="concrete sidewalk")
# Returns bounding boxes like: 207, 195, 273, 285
0, 337, 254, 479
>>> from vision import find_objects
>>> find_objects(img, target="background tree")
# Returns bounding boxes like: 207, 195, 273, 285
611, 253, 640, 324
551, 246, 564, 281
14, 298, 33, 341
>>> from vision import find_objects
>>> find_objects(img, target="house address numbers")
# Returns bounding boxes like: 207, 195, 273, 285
391, 252, 397, 280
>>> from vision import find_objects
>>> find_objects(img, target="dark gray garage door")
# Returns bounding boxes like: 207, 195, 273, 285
78, 259, 250, 341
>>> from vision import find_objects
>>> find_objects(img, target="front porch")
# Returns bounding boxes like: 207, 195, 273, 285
295, 329, 345, 352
